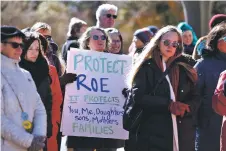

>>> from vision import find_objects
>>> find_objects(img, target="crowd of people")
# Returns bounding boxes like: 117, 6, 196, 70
1, 3, 226, 151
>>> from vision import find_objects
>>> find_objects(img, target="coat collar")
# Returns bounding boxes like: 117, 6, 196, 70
215, 51, 226, 62
1, 54, 20, 69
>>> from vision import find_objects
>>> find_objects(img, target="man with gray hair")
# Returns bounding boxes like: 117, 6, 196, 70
96, 3, 118, 28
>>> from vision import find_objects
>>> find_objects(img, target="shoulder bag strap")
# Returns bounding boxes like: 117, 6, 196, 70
1, 72, 25, 112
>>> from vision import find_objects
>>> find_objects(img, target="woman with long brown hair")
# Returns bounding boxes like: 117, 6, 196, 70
127, 25, 200, 151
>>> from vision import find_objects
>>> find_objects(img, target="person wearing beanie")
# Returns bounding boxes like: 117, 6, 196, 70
19, 31, 53, 151
134, 28, 153, 46
195, 23, 226, 151
128, 28, 153, 63
146, 25, 159, 36
1, 26, 47, 151
209, 14, 226, 30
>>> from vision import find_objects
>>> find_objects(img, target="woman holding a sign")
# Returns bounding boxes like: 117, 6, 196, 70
127, 25, 200, 151
66, 26, 123, 151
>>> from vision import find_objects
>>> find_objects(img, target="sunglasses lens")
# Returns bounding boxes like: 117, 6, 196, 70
113, 15, 117, 19
11, 43, 19, 48
101, 35, 106, 40
106, 14, 117, 19
172, 42, 178, 48
93, 35, 99, 40
12, 42, 23, 49
163, 40, 170, 46
106, 14, 112, 18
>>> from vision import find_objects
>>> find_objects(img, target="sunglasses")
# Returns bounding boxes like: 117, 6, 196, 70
92, 35, 106, 41
219, 36, 226, 42
2, 41, 24, 49
162, 40, 179, 48
106, 14, 117, 19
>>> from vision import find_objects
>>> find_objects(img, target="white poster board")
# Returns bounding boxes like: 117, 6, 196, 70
61, 48, 132, 139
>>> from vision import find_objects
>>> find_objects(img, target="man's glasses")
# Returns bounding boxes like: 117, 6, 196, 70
219, 36, 226, 42
2, 41, 24, 49
92, 35, 106, 41
106, 14, 117, 19
162, 40, 179, 48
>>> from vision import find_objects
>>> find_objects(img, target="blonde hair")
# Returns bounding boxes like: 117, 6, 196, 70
31, 22, 51, 32
79, 26, 108, 50
128, 25, 183, 88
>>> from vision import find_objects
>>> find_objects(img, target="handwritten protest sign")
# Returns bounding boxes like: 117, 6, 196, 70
61, 48, 132, 139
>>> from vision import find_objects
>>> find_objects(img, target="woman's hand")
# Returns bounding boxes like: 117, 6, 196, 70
169, 101, 190, 117
60, 72, 77, 86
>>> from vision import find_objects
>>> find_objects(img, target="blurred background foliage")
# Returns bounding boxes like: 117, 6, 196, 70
1, 1, 225, 54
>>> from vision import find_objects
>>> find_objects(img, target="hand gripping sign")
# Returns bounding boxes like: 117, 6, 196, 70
61, 48, 132, 139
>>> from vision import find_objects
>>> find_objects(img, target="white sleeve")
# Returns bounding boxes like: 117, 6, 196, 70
1, 80, 34, 148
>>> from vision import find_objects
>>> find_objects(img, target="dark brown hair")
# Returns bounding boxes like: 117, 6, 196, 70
206, 22, 226, 55
105, 28, 123, 54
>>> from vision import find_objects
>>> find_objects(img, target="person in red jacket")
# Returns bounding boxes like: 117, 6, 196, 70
212, 70, 226, 151
47, 65, 63, 151
39, 32, 77, 151
36, 32, 63, 151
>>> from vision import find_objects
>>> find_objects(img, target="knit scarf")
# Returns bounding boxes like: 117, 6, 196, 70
19, 56, 49, 88
153, 50, 198, 100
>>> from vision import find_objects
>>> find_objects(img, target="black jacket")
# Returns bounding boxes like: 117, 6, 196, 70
131, 57, 200, 151
19, 57, 53, 138
61, 37, 80, 63
67, 136, 124, 149
37, 76, 53, 138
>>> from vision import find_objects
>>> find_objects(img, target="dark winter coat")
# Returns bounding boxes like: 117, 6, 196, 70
130, 57, 200, 151
61, 36, 80, 63
194, 52, 226, 151
19, 57, 53, 138
37, 76, 53, 138
182, 53, 197, 67
184, 44, 195, 56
